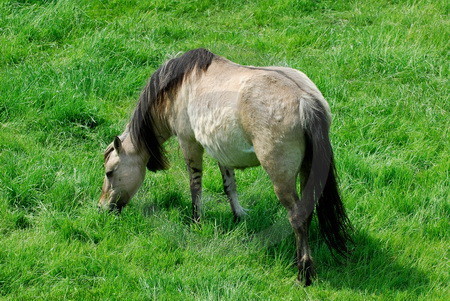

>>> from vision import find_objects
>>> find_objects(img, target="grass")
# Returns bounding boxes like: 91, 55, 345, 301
0, 0, 448, 299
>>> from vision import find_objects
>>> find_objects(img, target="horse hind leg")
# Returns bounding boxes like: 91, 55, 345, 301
218, 163, 247, 221
254, 141, 315, 286
274, 176, 315, 286
297, 153, 315, 285
290, 200, 314, 286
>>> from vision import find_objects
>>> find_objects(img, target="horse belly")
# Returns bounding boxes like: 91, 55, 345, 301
204, 137, 260, 169
191, 108, 259, 168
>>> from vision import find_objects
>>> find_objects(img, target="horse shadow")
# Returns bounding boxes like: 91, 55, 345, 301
138, 191, 429, 297
311, 228, 430, 296
140, 190, 187, 217
256, 217, 429, 296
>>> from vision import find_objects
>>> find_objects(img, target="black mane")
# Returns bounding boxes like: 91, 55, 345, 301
130, 48, 216, 171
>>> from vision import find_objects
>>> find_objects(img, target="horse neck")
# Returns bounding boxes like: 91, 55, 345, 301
146, 68, 205, 142
149, 106, 172, 143
161, 71, 200, 133
122, 131, 150, 165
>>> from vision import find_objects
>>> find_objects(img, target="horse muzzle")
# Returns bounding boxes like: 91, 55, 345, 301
98, 192, 128, 213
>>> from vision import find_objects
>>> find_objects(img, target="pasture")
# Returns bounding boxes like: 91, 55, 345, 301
0, 0, 448, 299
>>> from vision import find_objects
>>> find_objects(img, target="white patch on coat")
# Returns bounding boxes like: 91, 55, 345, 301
187, 90, 259, 168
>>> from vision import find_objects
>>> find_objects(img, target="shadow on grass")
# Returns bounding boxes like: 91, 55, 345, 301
254, 216, 429, 296
207, 192, 430, 295
140, 190, 202, 226
138, 192, 429, 297
141, 190, 188, 217
314, 229, 430, 296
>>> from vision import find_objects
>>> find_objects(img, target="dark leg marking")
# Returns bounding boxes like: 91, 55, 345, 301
187, 163, 202, 223
180, 141, 204, 223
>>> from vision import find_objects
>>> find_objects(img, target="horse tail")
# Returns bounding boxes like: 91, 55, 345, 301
300, 96, 353, 258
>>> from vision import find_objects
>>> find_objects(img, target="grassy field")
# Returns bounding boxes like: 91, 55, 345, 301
0, 0, 448, 299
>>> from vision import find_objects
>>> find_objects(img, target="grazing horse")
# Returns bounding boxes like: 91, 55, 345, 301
98, 48, 352, 285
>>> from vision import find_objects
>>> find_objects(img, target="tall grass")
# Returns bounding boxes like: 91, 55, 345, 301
0, 0, 448, 299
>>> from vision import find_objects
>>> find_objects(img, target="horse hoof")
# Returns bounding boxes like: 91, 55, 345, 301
297, 258, 315, 286
192, 214, 201, 224
232, 207, 250, 223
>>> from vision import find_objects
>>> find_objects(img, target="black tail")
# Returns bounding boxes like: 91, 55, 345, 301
301, 99, 353, 258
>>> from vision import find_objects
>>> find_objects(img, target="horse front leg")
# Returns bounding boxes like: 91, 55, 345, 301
180, 139, 204, 223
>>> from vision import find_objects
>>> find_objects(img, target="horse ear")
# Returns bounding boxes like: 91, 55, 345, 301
113, 136, 122, 152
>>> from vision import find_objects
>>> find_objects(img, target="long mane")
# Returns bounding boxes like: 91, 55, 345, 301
129, 48, 216, 171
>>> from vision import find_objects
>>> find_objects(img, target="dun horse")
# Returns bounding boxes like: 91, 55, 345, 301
99, 48, 352, 285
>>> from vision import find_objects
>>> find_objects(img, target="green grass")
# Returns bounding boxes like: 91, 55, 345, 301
0, 0, 448, 299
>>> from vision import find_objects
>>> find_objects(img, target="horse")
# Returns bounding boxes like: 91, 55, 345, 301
98, 48, 352, 286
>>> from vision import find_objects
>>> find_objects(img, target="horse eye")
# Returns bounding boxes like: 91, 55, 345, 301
106, 171, 113, 178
